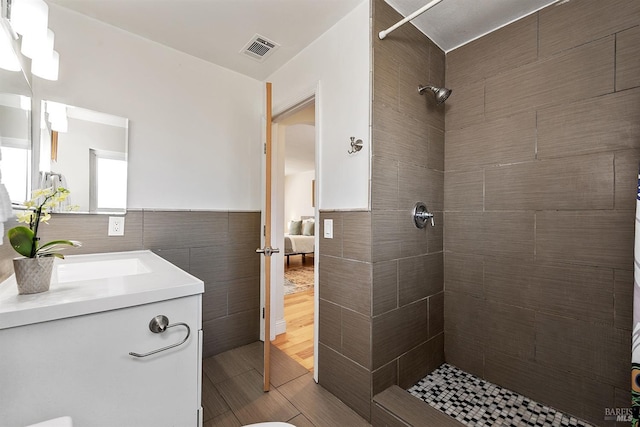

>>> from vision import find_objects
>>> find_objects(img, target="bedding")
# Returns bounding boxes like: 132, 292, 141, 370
288, 220, 303, 235
284, 234, 315, 255
285, 217, 315, 264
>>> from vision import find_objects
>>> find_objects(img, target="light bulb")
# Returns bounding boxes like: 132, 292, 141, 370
21, 28, 54, 59
19, 95, 30, 111
10, 0, 48, 39
0, 23, 20, 71
51, 115, 68, 133
32, 49, 59, 81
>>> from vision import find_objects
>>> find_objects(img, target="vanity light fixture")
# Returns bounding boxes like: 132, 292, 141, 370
45, 100, 67, 161
47, 108, 65, 161
49, 111, 66, 132
0, 20, 20, 71
19, 95, 30, 110
46, 100, 68, 132
31, 49, 59, 80
7, 0, 60, 80
9, 0, 48, 39
21, 28, 53, 59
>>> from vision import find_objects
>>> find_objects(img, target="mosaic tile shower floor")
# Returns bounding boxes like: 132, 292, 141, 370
408, 364, 593, 427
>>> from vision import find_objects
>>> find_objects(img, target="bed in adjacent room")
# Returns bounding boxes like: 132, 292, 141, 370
284, 216, 315, 265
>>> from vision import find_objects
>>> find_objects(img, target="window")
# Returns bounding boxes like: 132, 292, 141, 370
89, 149, 126, 212
0, 140, 31, 204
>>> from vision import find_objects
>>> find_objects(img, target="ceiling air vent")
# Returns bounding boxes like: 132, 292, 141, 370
241, 34, 280, 62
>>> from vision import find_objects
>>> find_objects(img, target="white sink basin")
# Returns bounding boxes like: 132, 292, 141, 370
55, 258, 150, 283
0, 250, 204, 330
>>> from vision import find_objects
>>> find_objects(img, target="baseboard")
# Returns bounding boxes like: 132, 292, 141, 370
275, 318, 287, 336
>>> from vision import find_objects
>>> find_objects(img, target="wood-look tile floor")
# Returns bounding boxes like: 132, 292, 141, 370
202, 341, 370, 427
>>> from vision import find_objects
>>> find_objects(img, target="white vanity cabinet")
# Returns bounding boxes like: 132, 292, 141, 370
0, 251, 204, 427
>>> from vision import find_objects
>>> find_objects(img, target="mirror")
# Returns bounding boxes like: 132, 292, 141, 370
0, 45, 32, 206
39, 101, 128, 213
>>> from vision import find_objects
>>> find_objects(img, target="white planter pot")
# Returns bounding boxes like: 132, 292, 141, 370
13, 257, 55, 295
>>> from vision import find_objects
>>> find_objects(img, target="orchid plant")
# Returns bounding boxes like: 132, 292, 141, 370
8, 187, 81, 258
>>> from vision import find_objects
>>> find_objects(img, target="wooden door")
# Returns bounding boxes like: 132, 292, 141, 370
256, 82, 277, 391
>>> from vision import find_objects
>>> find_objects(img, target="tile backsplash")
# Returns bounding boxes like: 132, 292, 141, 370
0, 210, 261, 357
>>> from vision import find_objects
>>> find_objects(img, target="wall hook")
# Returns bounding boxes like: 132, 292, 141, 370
348, 137, 363, 154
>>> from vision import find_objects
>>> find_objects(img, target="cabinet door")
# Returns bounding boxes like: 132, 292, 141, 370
0, 295, 202, 427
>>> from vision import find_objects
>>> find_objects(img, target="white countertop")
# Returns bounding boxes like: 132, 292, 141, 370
0, 250, 204, 330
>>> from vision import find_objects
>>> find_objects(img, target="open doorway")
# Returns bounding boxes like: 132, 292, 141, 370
272, 100, 316, 372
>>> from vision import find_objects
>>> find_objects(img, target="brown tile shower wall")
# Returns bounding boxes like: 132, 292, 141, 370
318, 0, 446, 420
371, 0, 445, 394
317, 0, 447, 422
318, 210, 373, 421
444, 0, 640, 424
0, 210, 261, 357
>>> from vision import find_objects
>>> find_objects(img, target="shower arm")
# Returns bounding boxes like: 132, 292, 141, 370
378, 0, 443, 40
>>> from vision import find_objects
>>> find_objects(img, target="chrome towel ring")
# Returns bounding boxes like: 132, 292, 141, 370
129, 315, 191, 358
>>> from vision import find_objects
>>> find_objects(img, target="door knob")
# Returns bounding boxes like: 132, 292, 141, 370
256, 246, 280, 256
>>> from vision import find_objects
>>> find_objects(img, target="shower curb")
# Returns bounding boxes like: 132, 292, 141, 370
372, 386, 464, 427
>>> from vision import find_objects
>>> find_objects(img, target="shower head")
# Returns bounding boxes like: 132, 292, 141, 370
418, 85, 452, 104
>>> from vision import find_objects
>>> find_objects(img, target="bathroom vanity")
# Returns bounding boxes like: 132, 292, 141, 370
0, 250, 204, 427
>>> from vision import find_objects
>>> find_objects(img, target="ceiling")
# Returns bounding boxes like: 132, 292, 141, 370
47, 0, 562, 81
47, 0, 362, 81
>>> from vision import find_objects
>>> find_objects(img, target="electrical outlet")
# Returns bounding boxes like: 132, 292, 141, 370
108, 216, 125, 236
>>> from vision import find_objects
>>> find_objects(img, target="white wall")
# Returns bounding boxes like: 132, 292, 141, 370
267, 0, 370, 210
32, 5, 263, 210
284, 170, 315, 227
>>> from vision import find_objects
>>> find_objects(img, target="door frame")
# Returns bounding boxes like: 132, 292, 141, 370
262, 82, 274, 392
266, 82, 321, 382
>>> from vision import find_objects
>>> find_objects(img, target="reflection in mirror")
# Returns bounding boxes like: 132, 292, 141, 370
0, 92, 31, 204
40, 101, 128, 213
0, 15, 32, 207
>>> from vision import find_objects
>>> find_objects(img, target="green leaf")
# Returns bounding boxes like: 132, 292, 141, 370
36, 240, 82, 256
7, 226, 35, 258
38, 253, 65, 259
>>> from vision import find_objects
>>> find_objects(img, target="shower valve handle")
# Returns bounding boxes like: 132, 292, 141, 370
416, 211, 435, 225
427, 213, 435, 227
412, 202, 435, 229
